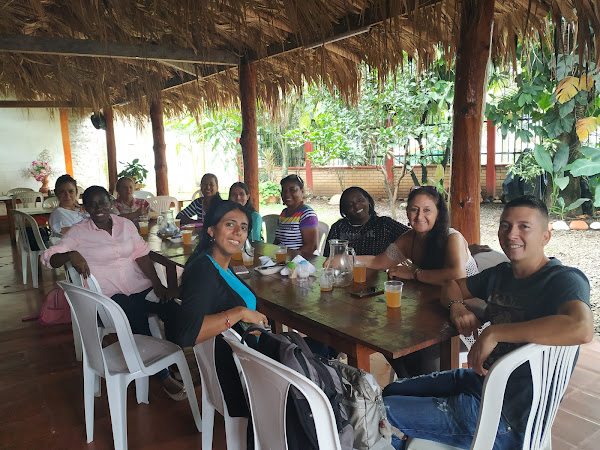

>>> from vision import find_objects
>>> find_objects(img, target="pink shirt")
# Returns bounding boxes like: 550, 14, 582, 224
41, 215, 152, 297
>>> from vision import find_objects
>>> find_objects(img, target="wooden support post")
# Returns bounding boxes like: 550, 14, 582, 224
239, 61, 259, 212
150, 98, 169, 195
486, 121, 496, 198
104, 106, 118, 194
304, 142, 314, 192
449, 0, 495, 245
59, 109, 73, 176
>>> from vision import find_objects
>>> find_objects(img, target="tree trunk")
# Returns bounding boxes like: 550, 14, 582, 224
449, 0, 495, 245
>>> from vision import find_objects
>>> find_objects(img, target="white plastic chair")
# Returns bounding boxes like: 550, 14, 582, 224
224, 331, 342, 450
65, 261, 167, 362
406, 343, 579, 450
7, 187, 33, 195
42, 196, 60, 208
191, 189, 202, 200
13, 210, 47, 288
133, 190, 154, 200
13, 191, 44, 208
262, 214, 279, 244
57, 281, 202, 450
193, 332, 248, 450
473, 250, 510, 271
148, 195, 179, 213
317, 221, 330, 255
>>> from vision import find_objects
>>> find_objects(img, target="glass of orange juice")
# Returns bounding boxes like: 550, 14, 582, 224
276, 246, 287, 263
139, 221, 149, 235
242, 247, 255, 266
353, 262, 367, 283
384, 281, 403, 308
181, 229, 193, 245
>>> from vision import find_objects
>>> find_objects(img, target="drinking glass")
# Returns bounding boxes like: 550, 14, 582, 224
296, 261, 311, 281
138, 221, 149, 235
181, 229, 193, 245
276, 246, 287, 263
353, 262, 367, 283
384, 281, 403, 308
242, 248, 255, 266
319, 269, 334, 292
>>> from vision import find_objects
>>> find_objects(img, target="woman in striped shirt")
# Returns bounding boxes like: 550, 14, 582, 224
177, 173, 222, 225
273, 174, 319, 253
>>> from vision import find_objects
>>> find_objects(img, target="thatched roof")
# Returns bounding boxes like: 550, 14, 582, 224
0, 1, 597, 118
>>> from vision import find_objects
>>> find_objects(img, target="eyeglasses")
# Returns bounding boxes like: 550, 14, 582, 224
410, 185, 439, 194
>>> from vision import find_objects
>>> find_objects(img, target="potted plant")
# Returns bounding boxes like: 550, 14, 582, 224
21, 149, 54, 193
259, 180, 281, 204
118, 159, 148, 188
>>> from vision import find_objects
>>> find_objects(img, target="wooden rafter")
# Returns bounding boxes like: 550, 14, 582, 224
0, 35, 239, 66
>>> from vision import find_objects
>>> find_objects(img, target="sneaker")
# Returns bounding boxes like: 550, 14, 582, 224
162, 379, 187, 401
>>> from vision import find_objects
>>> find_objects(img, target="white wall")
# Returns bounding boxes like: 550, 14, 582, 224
0, 108, 66, 194
0, 106, 241, 216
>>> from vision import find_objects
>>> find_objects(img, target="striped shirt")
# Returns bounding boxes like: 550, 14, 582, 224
274, 204, 318, 250
177, 198, 205, 221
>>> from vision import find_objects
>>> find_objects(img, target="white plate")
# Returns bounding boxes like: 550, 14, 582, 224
255, 265, 284, 276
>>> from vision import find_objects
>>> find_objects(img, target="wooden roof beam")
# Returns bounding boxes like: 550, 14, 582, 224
0, 35, 239, 66
0, 100, 80, 108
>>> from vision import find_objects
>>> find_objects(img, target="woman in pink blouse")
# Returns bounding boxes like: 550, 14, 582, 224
113, 176, 150, 220
41, 186, 185, 401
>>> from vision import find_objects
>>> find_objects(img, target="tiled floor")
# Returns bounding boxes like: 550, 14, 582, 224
0, 230, 599, 448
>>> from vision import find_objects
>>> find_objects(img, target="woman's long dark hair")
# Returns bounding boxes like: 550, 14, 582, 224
186, 200, 253, 266
55, 174, 78, 192
339, 187, 376, 220
229, 182, 256, 212
407, 187, 449, 270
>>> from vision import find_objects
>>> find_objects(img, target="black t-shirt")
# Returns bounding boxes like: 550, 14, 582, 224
323, 215, 410, 256
177, 253, 257, 417
466, 258, 590, 431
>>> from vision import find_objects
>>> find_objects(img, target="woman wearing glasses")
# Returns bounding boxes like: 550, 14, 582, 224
41, 186, 186, 401
274, 174, 319, 254
357, 186, 478, 285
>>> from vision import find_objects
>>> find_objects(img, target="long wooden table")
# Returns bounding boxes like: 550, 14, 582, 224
147, 237, 460, 372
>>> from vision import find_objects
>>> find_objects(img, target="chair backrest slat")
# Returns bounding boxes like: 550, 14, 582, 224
7, 187, 33, 196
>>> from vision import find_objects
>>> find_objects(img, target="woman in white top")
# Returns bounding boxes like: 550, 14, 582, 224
356, 186, 477, 285
49, 174, 88, 236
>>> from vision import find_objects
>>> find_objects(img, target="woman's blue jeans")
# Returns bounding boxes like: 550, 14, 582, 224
382, 369, 522, 450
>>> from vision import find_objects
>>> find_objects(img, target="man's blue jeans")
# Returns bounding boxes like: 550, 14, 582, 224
382, 369, 522, 450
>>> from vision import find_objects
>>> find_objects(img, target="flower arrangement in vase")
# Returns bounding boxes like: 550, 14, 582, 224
22, 150, 54, 193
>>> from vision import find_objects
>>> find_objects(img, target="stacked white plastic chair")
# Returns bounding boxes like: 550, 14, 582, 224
193, 331, 248, 450
148, 195, 179, 213
224, 330, 342, 450
58, 281, 201, 450
405, 344, 579, 450
13, 210, 47, 288
13, 191, 44, 208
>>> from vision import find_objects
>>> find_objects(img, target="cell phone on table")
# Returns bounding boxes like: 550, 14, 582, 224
350, 286, 384, 298
232, 265, 250, 275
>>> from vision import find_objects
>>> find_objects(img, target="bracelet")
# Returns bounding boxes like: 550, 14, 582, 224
447, 300, 466, 310
220, 311, 231, 329
413, 268, 422, 280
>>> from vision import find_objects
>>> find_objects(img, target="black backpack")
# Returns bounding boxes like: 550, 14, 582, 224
242, 327, 354, 450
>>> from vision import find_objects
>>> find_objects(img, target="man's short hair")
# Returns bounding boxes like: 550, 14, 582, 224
503, 195, 549, 222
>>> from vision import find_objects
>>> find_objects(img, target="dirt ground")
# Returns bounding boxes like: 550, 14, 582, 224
308, 198, 600, 338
